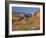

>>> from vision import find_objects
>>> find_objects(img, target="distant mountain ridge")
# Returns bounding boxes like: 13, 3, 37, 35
12, 12, 32, 18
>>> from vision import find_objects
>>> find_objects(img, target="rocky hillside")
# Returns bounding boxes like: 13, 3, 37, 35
12, 11, 40, 31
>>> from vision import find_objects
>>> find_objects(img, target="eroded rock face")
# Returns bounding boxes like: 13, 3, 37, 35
33, 11, 40, 17
30, 11, 40, 30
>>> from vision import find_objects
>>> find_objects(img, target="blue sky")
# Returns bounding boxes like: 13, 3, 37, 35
12, 7, 39, 14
